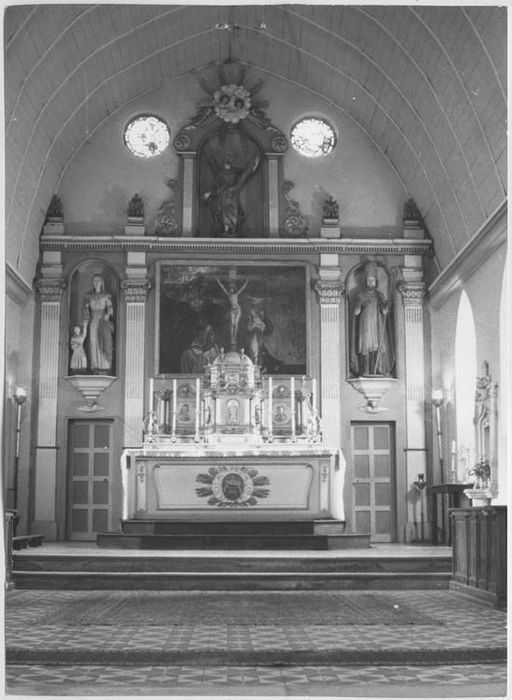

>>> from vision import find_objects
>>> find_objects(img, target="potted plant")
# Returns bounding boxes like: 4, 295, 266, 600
466, 457, 491, 489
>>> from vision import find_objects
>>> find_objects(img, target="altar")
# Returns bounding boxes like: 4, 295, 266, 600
113, 349, 345, 545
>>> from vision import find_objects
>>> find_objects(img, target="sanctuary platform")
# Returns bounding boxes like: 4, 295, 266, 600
98, 349, 350, 550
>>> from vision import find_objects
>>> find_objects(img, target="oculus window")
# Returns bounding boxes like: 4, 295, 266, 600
290, 118, 336, 158
124, 115, 170, 158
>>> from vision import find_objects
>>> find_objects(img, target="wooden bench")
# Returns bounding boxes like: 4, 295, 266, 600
12, 534, 45, 550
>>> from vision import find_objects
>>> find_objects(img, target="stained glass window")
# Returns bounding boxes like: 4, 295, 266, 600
124, 115, 170, 158
291, 118, 336, 158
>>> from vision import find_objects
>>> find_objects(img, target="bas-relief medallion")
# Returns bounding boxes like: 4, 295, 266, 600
195, 466, 270, 508
158, 264, 307, 375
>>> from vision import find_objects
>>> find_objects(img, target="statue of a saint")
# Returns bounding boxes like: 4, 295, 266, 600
203, 153, 260, 237
350, 264, 394, 377
83, 274, 115, 374
216, 277, 249, 348
69, 322, 88, 372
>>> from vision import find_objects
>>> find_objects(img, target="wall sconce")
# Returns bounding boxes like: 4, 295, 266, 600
10, 387, 28, 525
431, 388, 444, 483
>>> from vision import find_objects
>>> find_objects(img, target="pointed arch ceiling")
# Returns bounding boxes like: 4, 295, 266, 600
5, 4, 507, 280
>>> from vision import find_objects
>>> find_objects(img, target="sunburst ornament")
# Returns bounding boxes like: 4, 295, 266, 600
196, 466, 270, 507
213, 84, 251, 123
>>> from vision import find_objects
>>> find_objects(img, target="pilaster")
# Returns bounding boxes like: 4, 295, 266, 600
399, 272, 428, 542
267, 156, 280, 237
33, 269, 66, 540
122, 257, 151, 448
314, 259, 344, 520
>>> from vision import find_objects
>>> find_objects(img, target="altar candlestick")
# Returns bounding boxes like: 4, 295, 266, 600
268, 377, 273, 438
195, 378, 200, 440
149, 378, 154, 414
290, 377, 296, 440
171, 379, 177, 438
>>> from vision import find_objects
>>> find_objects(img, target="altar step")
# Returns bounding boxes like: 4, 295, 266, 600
12, 549, 452, 590
96, 519, 365, 550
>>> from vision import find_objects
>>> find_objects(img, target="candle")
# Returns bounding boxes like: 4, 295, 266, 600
312, 378, 317, 414
171, 379, 177, 437
268, 377, 273, 435
149, 378, 154, 414
195, 378, 200, 437
290, 377, 295, 439
451, 440, 457, 454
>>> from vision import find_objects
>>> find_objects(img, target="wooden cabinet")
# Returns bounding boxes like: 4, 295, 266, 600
450, 506, 506, 607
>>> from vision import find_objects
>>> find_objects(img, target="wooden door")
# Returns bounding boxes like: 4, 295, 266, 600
351, 423, 395, 542
68, 421, 113, 541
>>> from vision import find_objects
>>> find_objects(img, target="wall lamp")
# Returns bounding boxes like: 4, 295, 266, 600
431, 388, 444, 483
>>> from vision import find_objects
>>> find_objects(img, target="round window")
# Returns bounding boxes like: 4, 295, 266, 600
124, 115, 170, 158
290, 117, 336, 158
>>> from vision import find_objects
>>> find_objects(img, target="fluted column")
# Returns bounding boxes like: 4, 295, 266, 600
33, 276, 66, 539
399, 277, 428, 541
122, 277, 151, 448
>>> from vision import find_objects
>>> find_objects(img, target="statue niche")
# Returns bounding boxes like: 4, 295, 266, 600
348, 262, 395, 379
198, 128, 263, 238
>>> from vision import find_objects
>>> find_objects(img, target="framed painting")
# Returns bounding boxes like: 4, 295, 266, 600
157, 263, 308, 375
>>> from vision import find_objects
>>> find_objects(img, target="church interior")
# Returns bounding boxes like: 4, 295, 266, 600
3, 3, 508, 696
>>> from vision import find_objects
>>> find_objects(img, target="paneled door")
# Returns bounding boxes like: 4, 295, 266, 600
68, 421, 113, 540
351, 423, 395, 542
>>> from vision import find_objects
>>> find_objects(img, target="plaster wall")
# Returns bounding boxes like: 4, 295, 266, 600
59, 71, 405, 237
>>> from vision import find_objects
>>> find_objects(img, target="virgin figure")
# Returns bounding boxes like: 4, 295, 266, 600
83, 274, 115, 374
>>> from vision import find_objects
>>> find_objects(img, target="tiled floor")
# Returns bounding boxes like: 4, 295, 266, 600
5, 587, 507, 696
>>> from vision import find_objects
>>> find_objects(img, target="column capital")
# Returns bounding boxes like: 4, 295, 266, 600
314, 280, 344, 304
35, 278, 66, 302
121, 279, 152, 302
399, 281, 426, 307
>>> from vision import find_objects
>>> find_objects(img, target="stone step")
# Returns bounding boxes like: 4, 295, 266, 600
96, 532, 368, 550
11, 569, 452, 591
13, 554, 452, 574
121, 519, 346, 536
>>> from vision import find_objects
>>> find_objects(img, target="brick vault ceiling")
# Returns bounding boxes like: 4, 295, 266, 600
4, 4, 507, 279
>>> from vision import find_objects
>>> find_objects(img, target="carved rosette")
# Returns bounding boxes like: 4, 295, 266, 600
121, 279, 151, 303
36, 278, 66, 302
314, 280, 344, 305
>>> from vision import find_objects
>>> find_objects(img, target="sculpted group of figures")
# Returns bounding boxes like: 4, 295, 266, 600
69, 274, 115, 375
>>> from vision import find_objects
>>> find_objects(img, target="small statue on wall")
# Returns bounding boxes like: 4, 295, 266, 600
128, 193, 144, 218
82, 274, 115, 374
69, 322, 88, 372
322, 195, 339, 222
203, 154, 260, 237
349, 263, 394, 377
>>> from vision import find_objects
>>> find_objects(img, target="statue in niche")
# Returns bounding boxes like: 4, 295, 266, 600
82, 274, 115, 374
216, 277, 249, 348
69, 322, 88, 372
203, 153, 260, 237
349, 263, 394, 377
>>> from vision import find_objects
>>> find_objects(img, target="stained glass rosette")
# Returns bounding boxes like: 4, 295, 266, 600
124, 115, 170, 158
213, 84, 251, 123
291, 118, 336, 158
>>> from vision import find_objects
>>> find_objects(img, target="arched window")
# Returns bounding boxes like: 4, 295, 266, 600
455, 290, 477, 477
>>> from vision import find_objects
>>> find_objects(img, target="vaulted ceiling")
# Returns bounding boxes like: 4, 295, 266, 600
5, 4, 507, 281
